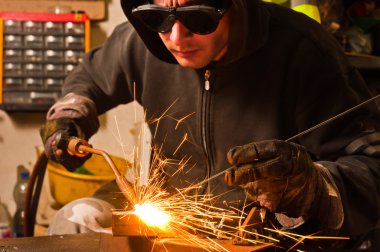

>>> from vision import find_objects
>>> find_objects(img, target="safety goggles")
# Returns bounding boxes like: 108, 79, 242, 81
132, 4, 227, 35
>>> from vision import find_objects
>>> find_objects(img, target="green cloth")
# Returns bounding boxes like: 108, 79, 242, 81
73, 166, 95, 175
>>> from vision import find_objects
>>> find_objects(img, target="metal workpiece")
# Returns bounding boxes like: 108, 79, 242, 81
112, 210, 174, 237
111, 210, 270, 252
67, 138, 137, 206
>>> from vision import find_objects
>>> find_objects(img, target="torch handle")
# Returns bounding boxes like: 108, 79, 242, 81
67, 138, 136, 206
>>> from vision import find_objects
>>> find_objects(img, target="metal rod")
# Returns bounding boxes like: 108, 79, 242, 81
201, 94, 380, 182
66, 95, 380, 203
286, 94, 380, 142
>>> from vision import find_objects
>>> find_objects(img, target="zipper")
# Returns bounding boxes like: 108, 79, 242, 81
204, 69, 211, 91
201, 69, 212, 194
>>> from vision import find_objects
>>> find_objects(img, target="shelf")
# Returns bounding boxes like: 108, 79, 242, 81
346, 52, 380, 70
1, 12, 89, 112
0, 0, 105, 20
1, 103, 54, 112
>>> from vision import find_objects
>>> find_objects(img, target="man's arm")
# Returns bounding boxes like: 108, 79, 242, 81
62, 22, 139, 115
40, 22, 142, 169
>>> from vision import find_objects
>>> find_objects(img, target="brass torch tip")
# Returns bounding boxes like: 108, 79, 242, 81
67, 138, 91, 157
116, 176, 137, 206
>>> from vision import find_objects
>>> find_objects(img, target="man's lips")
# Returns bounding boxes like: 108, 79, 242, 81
172, 49, 198, 58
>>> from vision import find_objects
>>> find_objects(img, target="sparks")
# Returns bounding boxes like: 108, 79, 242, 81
111, 99, 351, 251
134, 203, 170, 228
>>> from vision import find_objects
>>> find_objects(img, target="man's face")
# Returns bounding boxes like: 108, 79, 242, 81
153, 0, 230, 69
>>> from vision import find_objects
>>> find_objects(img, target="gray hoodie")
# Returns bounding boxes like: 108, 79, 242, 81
53, 0, 380, 248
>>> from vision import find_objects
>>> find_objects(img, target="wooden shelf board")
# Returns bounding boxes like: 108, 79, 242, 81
0, 0, 105, 20
346, 52, 380, 70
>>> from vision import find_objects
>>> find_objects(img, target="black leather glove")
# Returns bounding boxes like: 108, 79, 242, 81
40, 93, 99, 171
40, 117, 91, 171
224, 140, 343, 230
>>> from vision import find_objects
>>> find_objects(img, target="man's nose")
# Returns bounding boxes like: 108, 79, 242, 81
169, 20, 192, 44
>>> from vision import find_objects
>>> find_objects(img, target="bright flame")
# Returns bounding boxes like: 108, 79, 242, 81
134, 203, 170, 228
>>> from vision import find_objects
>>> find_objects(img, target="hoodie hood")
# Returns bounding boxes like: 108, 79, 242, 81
120, 0, 270, 65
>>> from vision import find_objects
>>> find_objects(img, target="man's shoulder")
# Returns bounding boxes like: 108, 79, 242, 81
266, 4, 344, 59
109, 21, 146, 48
113, 21, 138, 36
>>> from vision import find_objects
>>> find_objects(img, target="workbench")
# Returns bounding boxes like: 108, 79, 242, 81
0, 233, 273, 252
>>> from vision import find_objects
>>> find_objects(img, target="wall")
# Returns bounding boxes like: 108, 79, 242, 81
0, 0, 143, 216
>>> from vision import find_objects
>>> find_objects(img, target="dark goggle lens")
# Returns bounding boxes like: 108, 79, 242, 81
135, 10, 174, 33
178, 11, 219, 34
132, 6, 222, 35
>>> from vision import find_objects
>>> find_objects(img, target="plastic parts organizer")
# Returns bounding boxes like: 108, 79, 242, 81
0, 12, 90, 111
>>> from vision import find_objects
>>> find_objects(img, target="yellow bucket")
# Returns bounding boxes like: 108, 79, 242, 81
47, 154, 130, 207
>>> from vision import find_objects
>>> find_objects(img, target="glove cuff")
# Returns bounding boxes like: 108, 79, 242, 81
310, 163, 344, 230
46, 92, 100, 139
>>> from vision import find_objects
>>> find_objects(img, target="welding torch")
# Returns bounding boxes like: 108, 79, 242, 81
66, 137, 137, 206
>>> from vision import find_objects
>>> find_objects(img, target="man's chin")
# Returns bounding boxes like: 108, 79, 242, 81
176, 58, 207, 69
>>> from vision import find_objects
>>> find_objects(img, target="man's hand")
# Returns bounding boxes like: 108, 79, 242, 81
40, 117, 91, 171
40, 93, 99, 171
225, 140, 343, 229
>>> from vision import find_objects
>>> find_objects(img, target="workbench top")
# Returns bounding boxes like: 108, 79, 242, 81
0, 233, 100, 252
0, 233, 273, 252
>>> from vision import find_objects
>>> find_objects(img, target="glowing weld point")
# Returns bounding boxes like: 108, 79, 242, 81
134, 203, 170, 228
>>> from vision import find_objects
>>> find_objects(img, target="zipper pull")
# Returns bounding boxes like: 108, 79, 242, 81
204, 70, 211, 91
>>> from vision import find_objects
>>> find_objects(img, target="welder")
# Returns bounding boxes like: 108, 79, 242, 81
40, 0, 380, 250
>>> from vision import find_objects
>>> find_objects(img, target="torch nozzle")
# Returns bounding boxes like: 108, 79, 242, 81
67, 138, 137, 206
